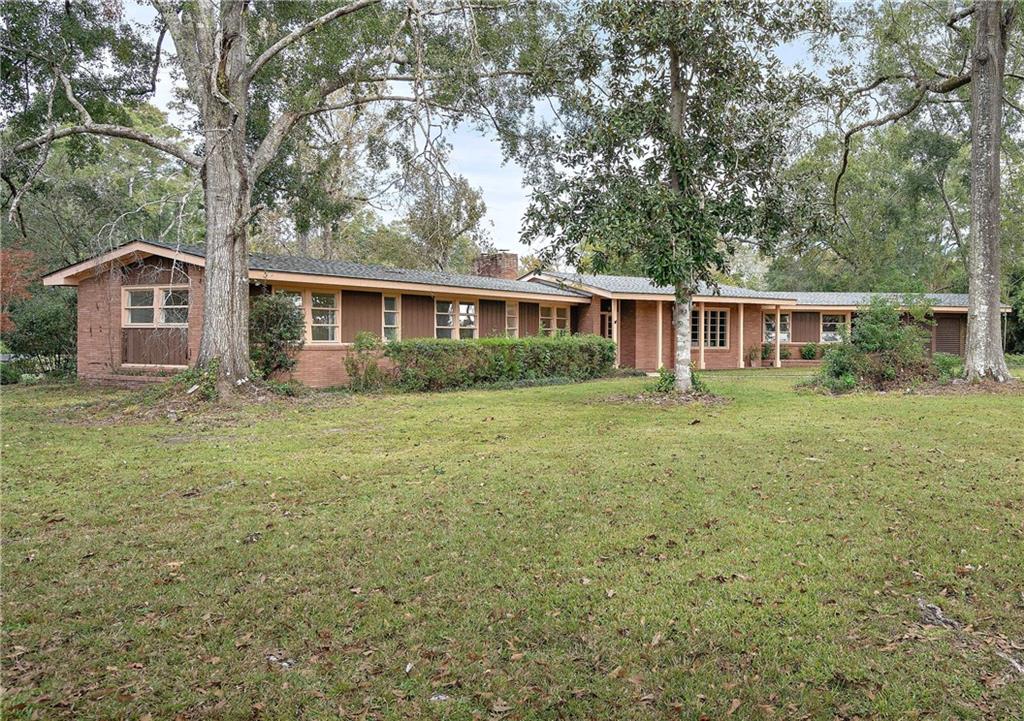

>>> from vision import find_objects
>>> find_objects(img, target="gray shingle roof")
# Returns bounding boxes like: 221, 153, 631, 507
539, 271, 982, 308
540, 271, 796, 300
143, 240, 588, 298
784, 291, 972, 308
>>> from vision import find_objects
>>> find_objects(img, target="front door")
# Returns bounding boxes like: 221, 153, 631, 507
600, 298, 613, 338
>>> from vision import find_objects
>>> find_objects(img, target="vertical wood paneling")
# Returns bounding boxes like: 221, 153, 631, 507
478, 299, 506, 337
401, 294, 435, 339
341, 290, 382, 342
619, 300, 636, 368
122, 328, 188, 365
791, 311, 820, 343
519, 302, 539, 336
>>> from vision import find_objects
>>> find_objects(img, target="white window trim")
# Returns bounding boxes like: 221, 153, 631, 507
539, 304, 570, 336
383, 295, 401, 342
763, 312, 791, 344
122, 285, 190, 328
505, 301, 519, 338
434, 297, 481, 339
820, 312, 850, 344
273, 287, 345, 345
309, 291, 340, 343
690, 307, 730, 349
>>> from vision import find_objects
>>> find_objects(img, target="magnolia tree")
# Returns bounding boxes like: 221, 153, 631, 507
1, 0, 547, 389
520, 0, 831, 391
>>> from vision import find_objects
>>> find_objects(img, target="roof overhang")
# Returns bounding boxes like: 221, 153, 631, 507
520, 271, 798, 305
43, 241, 589, 303
42, 241, 206, 287
251, 268, 590, 303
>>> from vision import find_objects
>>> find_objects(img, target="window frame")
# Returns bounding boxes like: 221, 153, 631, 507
122, 285, 190, 328
820, 312, 849, 344
505, 301, 519, 338
309, 291, 340, 343
689, 307, 730, 349
539, 304, 570, 336
457, 300, 477, 339
763, 312, 791, 344
435, 298, 456, 339
383, 295, 401, 342
272, 287, 348, 345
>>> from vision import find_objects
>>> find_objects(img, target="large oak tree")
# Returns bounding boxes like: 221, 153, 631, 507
2, 0, 545, 388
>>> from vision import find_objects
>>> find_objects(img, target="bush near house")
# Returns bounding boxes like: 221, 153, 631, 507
800, 342, 819, 360
383, 334, 616, 392
761, 342, 791, 361
816, 296, 938, 392
1, 290, 77, 374
249, 293, 304, 378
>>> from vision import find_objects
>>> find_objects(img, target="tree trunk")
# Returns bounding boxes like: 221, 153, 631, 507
194, 2, 253, 388
673, 284, 693, 391
964, 0, 1012, 382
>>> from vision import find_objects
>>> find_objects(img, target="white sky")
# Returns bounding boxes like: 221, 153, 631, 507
126, 2, 812, 258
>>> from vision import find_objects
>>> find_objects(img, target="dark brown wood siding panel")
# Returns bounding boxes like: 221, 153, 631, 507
401, 294, 434, 339
341, 290, 382, 342
122, 328, 188, 365
619, 300, 636, 368
121, 257, 192, 286
792, 312, 820, 343
519, 302, 539, 336
935, 316, 964, 355
478, 299, 505, 337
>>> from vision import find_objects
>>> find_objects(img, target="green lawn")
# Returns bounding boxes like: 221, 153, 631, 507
3, 372, 1023, 720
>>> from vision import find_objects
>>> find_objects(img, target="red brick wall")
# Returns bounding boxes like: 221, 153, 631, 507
576, 297, 602, 335
76, 267, 122, 379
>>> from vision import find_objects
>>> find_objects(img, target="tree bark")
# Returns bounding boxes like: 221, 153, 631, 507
668, 44, 693, 392
193, 2, 253, 387
673, 284, 693, 391
964, 0, 1012, 382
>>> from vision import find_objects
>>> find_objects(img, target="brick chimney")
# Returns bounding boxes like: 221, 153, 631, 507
472, 251, 519, 280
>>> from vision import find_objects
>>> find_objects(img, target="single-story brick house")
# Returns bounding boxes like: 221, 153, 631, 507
43, 240, 995, 387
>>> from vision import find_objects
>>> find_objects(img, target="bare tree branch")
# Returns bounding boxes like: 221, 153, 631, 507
12, 124, 203, 168
947, 3, 976, 28
245, 0, 381, 83
832, 72, 972, 210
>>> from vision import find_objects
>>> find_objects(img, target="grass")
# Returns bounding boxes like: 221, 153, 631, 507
2, 370, 1023, 720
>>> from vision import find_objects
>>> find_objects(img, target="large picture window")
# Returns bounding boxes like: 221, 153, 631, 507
690, 308, 729, 348
764, 313, 790, 343
821, 313, 848, 343
123, 286, 189, 327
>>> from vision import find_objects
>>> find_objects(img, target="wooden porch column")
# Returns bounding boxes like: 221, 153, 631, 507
774, 305, 782, 368
657, 301, 664, 370
698, 301, 706, 370
612, 298, 620, 368
737, 303, 745, 368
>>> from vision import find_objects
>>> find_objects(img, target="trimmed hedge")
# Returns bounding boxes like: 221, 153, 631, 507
383, 334, 616, 392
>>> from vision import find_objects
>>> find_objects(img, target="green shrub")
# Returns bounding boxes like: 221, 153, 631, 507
249, 293, 304, 378
172, 360, 220, 401
800, 343, 818, 360
2, 291, 76, 373
650, 366, 676, 393
384, 334, 616, 392
1, 360, 33, 384
932, 352, 962, 381
815, 296, 936, 392
761, 342, 791, 361
345, 331, 388, 392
